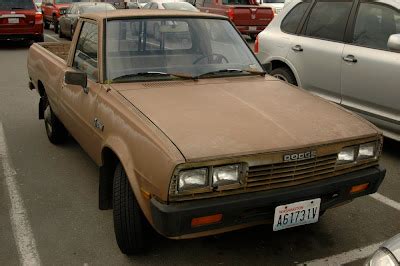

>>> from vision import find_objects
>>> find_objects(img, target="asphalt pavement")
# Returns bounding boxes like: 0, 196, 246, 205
0, 29, 399, 266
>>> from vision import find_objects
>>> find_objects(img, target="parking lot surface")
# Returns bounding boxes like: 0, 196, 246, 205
0, 30, 399, 265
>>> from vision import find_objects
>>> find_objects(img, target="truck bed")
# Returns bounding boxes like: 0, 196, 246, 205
38, 42, 71, 61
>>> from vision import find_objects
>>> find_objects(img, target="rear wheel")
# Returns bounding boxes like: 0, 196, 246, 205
44, 100, 68, 144
113, 163, 148, 255
270, 67, 297, 85
44, 19, 50, 29
249, 34, 257, 41
53, 16, 59, 34
59, 26, 64, 38
35, 35, 44, 42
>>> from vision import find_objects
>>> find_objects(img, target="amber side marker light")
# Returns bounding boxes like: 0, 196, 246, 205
191, 214, 223, 228
350, 183, 369, 194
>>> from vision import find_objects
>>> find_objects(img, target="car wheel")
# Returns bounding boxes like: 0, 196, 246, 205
44, 101, 68, 144
44, 19, 50, 29
53, 16, 59, 34
250, 34, 257, 41
59, 26, 64, 38
70, 26, 74, 40
270, 67, 297, 85
34, 35, 44, 43
113, 163, 148, 255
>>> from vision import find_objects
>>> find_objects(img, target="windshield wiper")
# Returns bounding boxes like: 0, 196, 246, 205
194, 68, 266, 79
112, 71, 195, 82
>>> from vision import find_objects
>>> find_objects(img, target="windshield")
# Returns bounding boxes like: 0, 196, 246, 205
222, 0, 251, 5
106, 18, 263, 82
80, 4, 116, 13
0, 0, 35, 10
162, 2, 198, 11
55, 0, 81, 3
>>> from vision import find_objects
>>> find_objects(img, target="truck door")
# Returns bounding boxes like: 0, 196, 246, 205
60, 20, 103, 160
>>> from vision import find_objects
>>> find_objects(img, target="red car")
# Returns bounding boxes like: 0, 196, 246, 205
194, 0, 274, 40
0, 0, 44, 43
42, 0, 80, 33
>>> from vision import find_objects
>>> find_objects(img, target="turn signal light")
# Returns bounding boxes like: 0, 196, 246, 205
254, 35, 259, 53
227, 8, 234, 20
350, 183, 369, 194
35, 12, 43, 23
191, 214, 222, 227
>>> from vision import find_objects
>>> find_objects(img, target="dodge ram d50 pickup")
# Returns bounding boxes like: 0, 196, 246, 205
27, 10, 386, 255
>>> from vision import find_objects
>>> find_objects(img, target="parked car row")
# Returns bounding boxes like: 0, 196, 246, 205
255, 0, 400, 142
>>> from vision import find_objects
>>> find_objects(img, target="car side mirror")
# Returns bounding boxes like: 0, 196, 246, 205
388, 34, 400, 52
65, 71, 88, 93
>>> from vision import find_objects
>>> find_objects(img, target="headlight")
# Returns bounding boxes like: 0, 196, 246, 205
337, 146, 356, 164
365, 248, 398, 266
178, 168, 208, 192
212, 164, 240, 187
358, 142, 376, 160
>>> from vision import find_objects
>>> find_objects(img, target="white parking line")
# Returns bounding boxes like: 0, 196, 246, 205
0, 122, 41, 266
300, 242, 383, 266
44, 34, 60, 42
370, 193, 400, 211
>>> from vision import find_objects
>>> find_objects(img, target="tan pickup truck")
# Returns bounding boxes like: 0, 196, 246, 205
27, 10, 385, 255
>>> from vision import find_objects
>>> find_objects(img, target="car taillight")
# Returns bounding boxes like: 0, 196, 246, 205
254, 35, 259, 53
35, 12, 43, 24
227, 8, 234, 20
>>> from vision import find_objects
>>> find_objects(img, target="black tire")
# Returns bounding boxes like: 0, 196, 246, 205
44, 19, 50, 29
59, 26, 64, 38
70, 26, 74, 40
44, 101, 68, 144
35, 35, 44, 43
53, 16, 59, 34
270, 67, 297, 85
250, 34, 257, 41
113, 163, 148, 255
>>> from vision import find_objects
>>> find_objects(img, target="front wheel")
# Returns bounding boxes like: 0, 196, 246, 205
270, 67, 297, 85
44, 19, 50, 29
113, 163, 148, 254
44, 102, 68, 144
53, 17, 59, 34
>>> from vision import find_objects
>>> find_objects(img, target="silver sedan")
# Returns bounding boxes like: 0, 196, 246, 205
256, 0, 400, 141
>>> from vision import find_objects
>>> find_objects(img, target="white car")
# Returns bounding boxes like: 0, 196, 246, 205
258, 0, 285, 15
255, 0, 400, 141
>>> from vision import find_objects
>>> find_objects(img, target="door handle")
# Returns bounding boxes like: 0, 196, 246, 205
292, 45, 303, 52
343, 55, 357, 63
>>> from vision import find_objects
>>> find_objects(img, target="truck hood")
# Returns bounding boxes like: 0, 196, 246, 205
113, 76, 378, 161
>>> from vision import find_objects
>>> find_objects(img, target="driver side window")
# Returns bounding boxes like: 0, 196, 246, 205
73, 22, 98, 81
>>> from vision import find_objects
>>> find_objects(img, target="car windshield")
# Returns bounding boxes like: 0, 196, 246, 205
80, 4, 116, 13
222, 0, 251, 5
162, 2, 198, 11
55, 0, 81, 3
0, 0, 35, 10
106, 18, 263, 82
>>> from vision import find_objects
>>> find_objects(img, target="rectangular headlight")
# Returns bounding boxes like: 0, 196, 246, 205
358, 142, 376, 160
178, 168, 208, 192
212, 164, 240, 187
337, 146, 356, 164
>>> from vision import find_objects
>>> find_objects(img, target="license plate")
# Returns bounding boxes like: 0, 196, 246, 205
8, 18, 19, 24
273, 198, 321, 231
249, 26, 257, 31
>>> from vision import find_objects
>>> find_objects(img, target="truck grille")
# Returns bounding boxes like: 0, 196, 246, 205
246, 154, 337, 189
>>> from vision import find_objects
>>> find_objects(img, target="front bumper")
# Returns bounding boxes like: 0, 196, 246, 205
150, 166, 385, 238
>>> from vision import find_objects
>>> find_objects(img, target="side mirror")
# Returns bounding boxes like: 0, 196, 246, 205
65, 70, 88, 93
388, 34, 400, 52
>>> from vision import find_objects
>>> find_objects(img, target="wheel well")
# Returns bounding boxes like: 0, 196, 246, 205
270, 60, 298, 85
37, 81, 45, 97
99, 148, 120, 210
